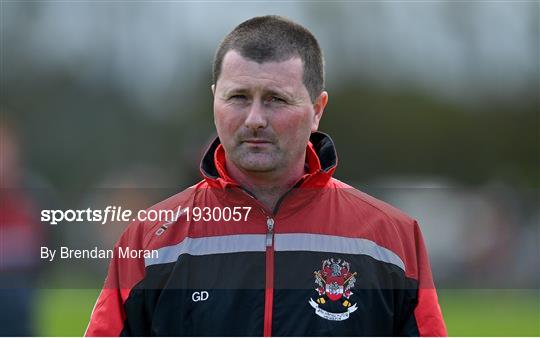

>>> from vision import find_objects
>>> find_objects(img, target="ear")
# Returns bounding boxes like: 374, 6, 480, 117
311, 91, 328, 132
211, 84, 216, 96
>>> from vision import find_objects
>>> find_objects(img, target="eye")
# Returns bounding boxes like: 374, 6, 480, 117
229, 94, 247, 101
267, 96, 287, 104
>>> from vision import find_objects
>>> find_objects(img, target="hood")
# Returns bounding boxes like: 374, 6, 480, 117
200, 131, 338, 189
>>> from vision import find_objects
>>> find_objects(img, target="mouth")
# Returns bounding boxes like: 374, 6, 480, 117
242, 139, 273, 145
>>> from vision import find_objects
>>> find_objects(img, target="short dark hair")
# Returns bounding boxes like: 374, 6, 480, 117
213, 15, 324, 102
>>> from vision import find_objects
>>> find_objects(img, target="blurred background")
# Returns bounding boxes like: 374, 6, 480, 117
1, 1, 539, 336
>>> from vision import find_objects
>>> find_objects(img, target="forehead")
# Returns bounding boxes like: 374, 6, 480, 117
217, 50, 305, 91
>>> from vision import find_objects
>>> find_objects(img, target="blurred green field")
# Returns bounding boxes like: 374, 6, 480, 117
439, 289, 539, 336
35, 289, 100, 336
34, 288, 539, 336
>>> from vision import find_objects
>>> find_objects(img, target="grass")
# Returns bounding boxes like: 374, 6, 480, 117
34, 288, 539, 336
35, 289, 100, 336
438, 289, 540, 336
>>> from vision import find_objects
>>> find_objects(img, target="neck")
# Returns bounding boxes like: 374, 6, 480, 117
226, 154, 306, 212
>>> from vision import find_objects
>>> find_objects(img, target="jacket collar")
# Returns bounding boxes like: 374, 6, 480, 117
200, 131, 338, 189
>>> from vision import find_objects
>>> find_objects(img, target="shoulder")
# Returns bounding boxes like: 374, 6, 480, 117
326, 177, 416, 231
116, 180, 209, 249
325, 178, 425, 278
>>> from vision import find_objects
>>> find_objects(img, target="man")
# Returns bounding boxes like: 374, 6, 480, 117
86, 15, 447, 336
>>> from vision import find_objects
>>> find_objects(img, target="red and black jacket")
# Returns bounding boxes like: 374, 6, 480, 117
85, 132, 447, 336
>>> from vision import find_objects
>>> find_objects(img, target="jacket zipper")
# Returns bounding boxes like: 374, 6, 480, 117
263, 186, 298, 337
264, 217, 275, 337
237, 184, 300, 337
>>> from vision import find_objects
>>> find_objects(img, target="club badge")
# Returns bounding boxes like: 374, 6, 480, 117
309, 258, 358, 321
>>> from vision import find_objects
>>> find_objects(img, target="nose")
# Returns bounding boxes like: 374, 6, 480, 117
244, 101, 267, 130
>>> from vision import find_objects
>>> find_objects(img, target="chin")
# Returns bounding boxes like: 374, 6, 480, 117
237, 159, 278, 173
239, 162, 276, 173
235, 153, 279, 172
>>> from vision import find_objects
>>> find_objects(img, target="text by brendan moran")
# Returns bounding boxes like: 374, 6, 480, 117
40, 246, 158, 262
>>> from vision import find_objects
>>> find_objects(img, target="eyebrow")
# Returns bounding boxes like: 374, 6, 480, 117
222, 86, 295, 101
222, 87, 249, 96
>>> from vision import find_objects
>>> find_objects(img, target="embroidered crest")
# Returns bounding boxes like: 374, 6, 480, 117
309, 258, 358, 321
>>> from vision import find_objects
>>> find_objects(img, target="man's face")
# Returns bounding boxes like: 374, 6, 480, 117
212, 50, 327, 175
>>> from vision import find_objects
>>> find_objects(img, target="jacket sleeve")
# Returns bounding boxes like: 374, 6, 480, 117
85, 224, 147, 336
401, 221, 448, 336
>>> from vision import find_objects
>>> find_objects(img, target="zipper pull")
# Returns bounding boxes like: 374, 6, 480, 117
266, 217, 275, 247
